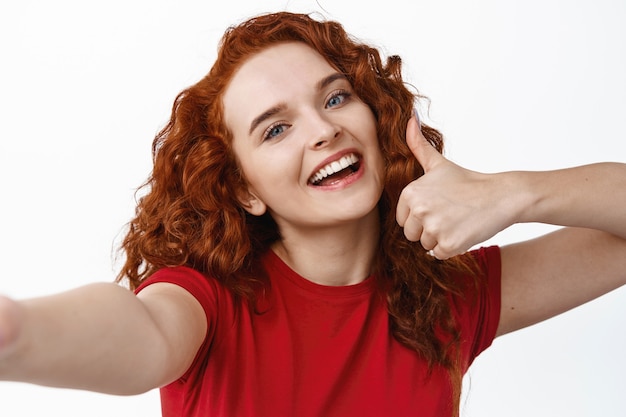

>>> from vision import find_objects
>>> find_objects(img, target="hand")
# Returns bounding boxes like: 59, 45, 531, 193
396, 115, 515, 259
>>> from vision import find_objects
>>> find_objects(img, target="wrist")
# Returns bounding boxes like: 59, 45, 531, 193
0, 295, 24, 375
496, 170, 543, 226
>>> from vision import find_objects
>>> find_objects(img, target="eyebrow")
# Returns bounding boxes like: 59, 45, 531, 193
316, 72, 348, 91
248, 72, 349, 136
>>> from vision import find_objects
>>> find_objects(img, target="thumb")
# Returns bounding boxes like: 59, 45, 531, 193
406, 112, 445, 173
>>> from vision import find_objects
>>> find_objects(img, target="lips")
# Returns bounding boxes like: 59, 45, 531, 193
308, 152, 360, 185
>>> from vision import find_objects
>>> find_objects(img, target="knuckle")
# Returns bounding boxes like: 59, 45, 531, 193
409, 204, 429, 220
436, 239, 455, 257
404, 230, 420, 242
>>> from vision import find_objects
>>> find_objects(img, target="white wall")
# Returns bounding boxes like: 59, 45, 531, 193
1, 1, 624, 416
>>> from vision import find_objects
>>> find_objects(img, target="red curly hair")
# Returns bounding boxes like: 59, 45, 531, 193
118, 11, 478, 415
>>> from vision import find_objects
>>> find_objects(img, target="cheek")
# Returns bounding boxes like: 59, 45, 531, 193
245, 151, 299, 193
358, 109, 379, 146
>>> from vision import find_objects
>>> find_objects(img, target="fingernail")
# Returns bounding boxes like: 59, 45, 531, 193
413, 108, 422, 130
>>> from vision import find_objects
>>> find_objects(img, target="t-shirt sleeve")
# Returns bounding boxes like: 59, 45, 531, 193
134, 266, 223, 380
135, 265, 220, 326
452, 245, 502, 370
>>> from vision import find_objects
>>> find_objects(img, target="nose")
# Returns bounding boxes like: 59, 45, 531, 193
306, 111, 341, 149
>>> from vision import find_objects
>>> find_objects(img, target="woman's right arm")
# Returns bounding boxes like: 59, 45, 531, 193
0, 281, 207, 395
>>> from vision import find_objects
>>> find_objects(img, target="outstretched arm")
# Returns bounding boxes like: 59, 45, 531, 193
0, 282, 206, 395
397, 115, 626, 336
495, 162, 626, 335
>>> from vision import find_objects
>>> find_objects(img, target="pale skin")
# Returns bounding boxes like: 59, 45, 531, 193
0, 42, 625, 398
222, 44, 384, 287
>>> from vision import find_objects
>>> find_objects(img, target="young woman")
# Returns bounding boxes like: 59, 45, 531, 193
1, 11, 625, 417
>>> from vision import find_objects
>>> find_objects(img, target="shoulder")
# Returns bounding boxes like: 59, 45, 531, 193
137, 266, 226, 296
136, 266, 238, 323
469, 245, 501, 277
448, 246, 502, 365
447, 245, 501, 306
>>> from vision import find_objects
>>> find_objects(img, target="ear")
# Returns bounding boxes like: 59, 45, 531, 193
237, 188, 267, 216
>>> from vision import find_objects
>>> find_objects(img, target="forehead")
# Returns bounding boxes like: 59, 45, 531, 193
227, 41, 335, 95
222, 42, 338, 135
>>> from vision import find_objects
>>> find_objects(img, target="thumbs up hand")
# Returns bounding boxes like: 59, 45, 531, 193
396, 114, 515, 259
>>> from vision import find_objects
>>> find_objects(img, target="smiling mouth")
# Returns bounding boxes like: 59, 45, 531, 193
308, 153, 361, 186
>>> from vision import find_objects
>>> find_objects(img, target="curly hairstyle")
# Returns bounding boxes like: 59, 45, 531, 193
117, 11, 478, 414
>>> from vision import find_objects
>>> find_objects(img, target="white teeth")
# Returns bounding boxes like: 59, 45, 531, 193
310, 153, 360, 184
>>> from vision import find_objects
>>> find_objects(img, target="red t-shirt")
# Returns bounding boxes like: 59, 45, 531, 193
136, 246, 501, 417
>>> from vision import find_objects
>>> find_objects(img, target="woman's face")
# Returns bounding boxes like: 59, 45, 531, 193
222, 42, 385, 232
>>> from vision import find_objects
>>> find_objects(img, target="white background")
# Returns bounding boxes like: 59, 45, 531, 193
1, 0, 625, 416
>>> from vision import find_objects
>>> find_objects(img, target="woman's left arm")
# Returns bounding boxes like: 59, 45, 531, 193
397, 116, 626, 336
496, 163, 626, 336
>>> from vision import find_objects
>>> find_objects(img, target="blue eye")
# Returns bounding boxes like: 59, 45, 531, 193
263, 123, 287, 141
326, 90, 351, 108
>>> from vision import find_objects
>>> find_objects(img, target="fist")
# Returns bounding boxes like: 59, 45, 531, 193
396, 115, 512, 259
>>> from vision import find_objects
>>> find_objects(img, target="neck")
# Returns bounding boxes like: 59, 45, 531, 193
271, 210, 380, 286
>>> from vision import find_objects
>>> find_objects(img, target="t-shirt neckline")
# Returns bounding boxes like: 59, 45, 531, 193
263, 249, 377, 298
